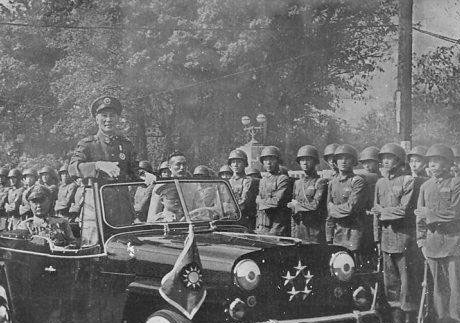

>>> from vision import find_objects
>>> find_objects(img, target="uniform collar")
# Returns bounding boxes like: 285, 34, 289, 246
97, 130, 119, 144
338, 171, 354, 181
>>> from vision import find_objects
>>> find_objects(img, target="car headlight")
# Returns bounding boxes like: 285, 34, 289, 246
330, 251, 355, 281
233, 259, 261, 291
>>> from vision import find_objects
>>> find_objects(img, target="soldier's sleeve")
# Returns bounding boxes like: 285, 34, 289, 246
56, 183, 78, 211
380, 175, 415, 221
260, 175, 290, 208
415, 182, 428, 248
328, 176, 366, 218
12, 188, 24, 213
19, 189, 31, 216
238, 177, 255, 210
433, 177, 460, 222
69, 137, 98, 179
297, 178, 328, 212
325, 181, 335, 243
373, 180, 381, 243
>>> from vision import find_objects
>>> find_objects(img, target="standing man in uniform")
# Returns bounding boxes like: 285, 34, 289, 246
372, 143, 418, 323
228, 149, 258, 231
0, 167, 9, 230
19, 168, 38, 220
38, 166, 58, 203
5, 169, 25, 230
326, 144, 367, 263
54, 165, 78, 220
288, 145, 327, 243
416, 144, 460, 323
358, 146, 382, 270
408, 146, 428, 178
255, 146, 291, 236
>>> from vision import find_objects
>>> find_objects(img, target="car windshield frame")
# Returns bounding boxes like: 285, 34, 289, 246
99, 178, 241, 229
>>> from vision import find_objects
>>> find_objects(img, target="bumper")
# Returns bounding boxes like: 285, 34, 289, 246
258, 309, 379, 323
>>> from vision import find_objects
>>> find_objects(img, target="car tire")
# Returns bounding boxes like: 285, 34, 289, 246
0, 285, 11, 323
146, 309, 192, 323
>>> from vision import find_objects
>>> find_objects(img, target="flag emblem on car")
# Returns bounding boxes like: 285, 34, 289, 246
181, 262, 203, 290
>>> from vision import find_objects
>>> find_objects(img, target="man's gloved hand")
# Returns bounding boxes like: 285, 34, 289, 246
95, 161, 120, 178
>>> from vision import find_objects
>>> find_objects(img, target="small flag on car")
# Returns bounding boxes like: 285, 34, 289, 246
159, 224, 207, 319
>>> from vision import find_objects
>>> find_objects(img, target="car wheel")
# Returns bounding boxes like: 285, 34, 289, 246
0, 285, 11, 323
146, 309, 192, 323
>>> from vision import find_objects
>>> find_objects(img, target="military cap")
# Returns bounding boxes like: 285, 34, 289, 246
228, 149, 248, 167
218, 165, 233, 175
323, 143, 340, 160
159, 161, 169, 171
39, 166, 55, 175
22, 168, 38, 178
90, 96, 122, 117
58, 165, 69, 173
334, 144, 358, 165
193, 165, 211, 177
27, 185, 52, 202
426, 144, 454, 163
359, 146, 380, 162
379, 143, 406, 163
296, 145, 319, 163
0, 167, 9, 177
407, 146, 428, 160
259, 146, 283, 164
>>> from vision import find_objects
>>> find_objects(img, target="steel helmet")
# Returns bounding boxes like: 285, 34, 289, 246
22, 168, 38, 178
323, 143, 339, 160
138, 160, 153, 173
58, 165, 69, 174
39, 166, 55, 175
378, 143, 406, 163
407, 146, 428, 160
8, 168, 22, 178
426, 144, 454, 162
259, 146, 282, 164
296, 145, 319, 163
0, 167, 9, 177
159, 161, 169, 171
451, 145, 460, 158
227, 149, 248, 166
218, 165, 233, 175
245, 167, 261, 176
359, 146, 380, 162
334, 144, 358, 165
193, 165, 211, 177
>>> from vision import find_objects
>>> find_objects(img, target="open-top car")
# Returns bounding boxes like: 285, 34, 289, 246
0, 179, 389, 323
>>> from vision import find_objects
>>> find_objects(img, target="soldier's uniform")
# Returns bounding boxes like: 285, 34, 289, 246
69, 96, 139, 227
326, 145, 367, 258
320, 143, 340, 180
416, 144, 460, 322
373, 143, 419, 317
38, 166, 59, 203
54, 179, 78, 219
0, 167, 9, 230
19, 168, 39, 220
256, 146, 291, 236
228, 150, 258, 231
5, 169, 25, 230
290, 145, 327, 243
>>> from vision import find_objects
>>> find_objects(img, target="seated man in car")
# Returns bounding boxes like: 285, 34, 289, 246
147, 184, 184, 222
18, 185, 76, 247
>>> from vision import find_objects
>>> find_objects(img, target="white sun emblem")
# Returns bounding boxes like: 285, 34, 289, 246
282, 260, 314, 302
181, 263, 203, 290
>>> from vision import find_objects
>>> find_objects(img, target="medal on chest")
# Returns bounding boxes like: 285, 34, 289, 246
118, 145, 126, 160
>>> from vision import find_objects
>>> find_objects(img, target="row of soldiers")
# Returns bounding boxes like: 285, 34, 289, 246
202, 143, 458, 323
0, 165, 85, 232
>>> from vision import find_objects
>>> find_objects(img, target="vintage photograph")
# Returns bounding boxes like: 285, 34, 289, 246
0, 0, 459, 322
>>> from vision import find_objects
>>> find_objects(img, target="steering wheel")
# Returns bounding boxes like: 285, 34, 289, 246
187, 207, 220, 221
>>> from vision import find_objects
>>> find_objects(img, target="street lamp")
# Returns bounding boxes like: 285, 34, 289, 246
241, 113, 267, 143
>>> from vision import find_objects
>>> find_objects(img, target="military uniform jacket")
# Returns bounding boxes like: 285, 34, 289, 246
19, 215, 76, 247
257, 172, 290, 211
54, 181, 78, 212
69, 186, 85, 214
326, 172, 367, 250
373, 171, 415, 253
416, 173, 460, 258
292, 174, 327, 223
42, 183, 58, 203
229, 175, 257, 215
0, 184, 9, 217
19, 185, 35, 217
5, 185, 25, 217
69, 130, 139, 182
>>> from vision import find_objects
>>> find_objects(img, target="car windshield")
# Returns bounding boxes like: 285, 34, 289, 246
101, 180, 240, 227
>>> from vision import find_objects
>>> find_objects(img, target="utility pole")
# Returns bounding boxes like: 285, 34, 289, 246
397, 0, 413, 152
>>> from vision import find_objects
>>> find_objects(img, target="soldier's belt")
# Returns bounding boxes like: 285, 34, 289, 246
427, 221, 460, 234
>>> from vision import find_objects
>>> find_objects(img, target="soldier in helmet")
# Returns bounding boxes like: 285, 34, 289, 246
158, 161, 171, 179
326, 144, 367, 263
194, 165, 212, 179
0, 167, 9, 230
19, 168, 38, 220
372, 143, 419, 323
358, 146, 382, 270
451, 145, 460, 177
407, 146, 428, 178
218, 165, 233, 181
69, 96, 141, 183
321, 143, 340, 180
228, 149, 258, 231
54, 165, 78, 220
255, 146, 291, 236
416, 144, 460, 323
38, 166, 58, 203
246, 167, 262, 180
5, 169, 25, 230
287, 145, 327, 242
